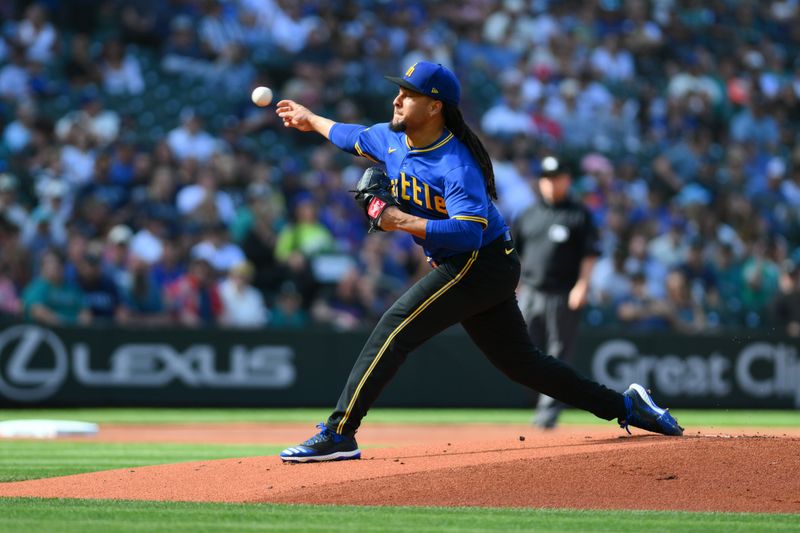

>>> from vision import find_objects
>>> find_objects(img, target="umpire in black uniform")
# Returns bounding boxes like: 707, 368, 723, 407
512, 156, 600, 429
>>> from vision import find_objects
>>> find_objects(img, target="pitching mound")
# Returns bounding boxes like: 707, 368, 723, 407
1, 424, 798, 512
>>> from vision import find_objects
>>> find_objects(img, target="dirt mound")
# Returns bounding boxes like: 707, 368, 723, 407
1, 425, 798, 512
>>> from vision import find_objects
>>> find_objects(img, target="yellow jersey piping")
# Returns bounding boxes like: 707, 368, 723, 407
355, 141, 379, 163
452, 215, 489, 229
405, 132, 455, 153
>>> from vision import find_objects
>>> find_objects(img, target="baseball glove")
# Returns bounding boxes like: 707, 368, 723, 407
352, 166, 401, 233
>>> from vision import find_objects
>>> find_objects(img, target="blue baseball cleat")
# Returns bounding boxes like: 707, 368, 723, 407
619, 383, 684, 436
280, 423, 361, 463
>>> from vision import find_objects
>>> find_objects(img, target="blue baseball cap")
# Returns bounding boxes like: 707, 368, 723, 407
385, 61, 461, 106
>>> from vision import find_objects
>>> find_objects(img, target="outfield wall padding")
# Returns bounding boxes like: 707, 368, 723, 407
0, 322, 797, 408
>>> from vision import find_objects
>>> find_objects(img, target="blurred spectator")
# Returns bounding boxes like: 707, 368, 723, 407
679, 238, 719, 309
190, 222, 246, 273
651, 130, 710, 196
233, 175, 284, 241
16, 3, 58, 64
256, 0, 320, 55
648, 218, 689, 269
108, 140, 137, 186
105, 224, 134, 292
617, 272, 670, 330
76, 151, 131, 216
212, 43, 256, 97
0, 45, 31, 102
481, 78, 536, 138
662, 269, 707, 333
63, 231, 89, 284
771, 260, 800, 337
730, 97, 780, 149
594, 97, 640, 154
150, 241, 185, 291
624, 232, 668, 300
590, 33, 635, 82
3, 100, 38, 154
22, 180, 70, 258
482, 0, 529, 49
490, 152, 536, 223
198, 0, 245, 58
124, 253, 171, 326
60, 128, 96, 188
22, 248, 91, 326
622, 1, 664, 57
166, 110, 220, 163
544, 79, 593, 151
311, 267, 375, 330
0, 258, 21, 318
781, 163, 800, 208
161, 15, 204, 75
164, 255, 221, 327
177, 168, 235, 224
356, 233, 413, 309
134, 165, 181, 230
119, 1, 172, 48
75, 245, 130, 324
275, 194, 335, 263
129, 216, 167, 266
218, 260, 269, 328
0, 174, 28, 229
666, 54, 724, 111
269, 281, 309, 328
0, 217, 31, 292
100, 39, 145, 95
741, 237, 782, 322
64, 33, 101, 89
712, 242, 744, 310
590, 247, 632, 305
234, 183, 291, 299
55, 91, 120, 147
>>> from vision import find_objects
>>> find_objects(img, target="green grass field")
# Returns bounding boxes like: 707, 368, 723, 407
0, 408, 797, 532
0, 499, 797, 533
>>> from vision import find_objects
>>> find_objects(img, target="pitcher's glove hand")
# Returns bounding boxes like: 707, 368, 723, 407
352, 166, 401, 233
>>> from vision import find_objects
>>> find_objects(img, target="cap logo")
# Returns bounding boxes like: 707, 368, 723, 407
431, 88, 439, 94
405, 63, 418, 77
542, 156, 559, 172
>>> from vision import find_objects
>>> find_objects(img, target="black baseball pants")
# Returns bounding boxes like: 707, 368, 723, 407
326, 235, 625, 436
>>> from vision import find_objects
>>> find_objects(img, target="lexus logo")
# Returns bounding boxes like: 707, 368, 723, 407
0, 325, 68, 402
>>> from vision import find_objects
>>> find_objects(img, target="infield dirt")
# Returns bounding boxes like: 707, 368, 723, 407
1, 423, 798, 512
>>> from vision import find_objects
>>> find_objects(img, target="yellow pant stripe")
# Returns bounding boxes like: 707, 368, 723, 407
337, 249, 480, 434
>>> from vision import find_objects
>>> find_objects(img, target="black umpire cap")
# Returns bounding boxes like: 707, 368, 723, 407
539, 156, 571, 178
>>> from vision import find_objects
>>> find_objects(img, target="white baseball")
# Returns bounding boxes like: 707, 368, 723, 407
251, 86, 273, 107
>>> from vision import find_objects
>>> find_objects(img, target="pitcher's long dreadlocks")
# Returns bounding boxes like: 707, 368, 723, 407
442, 103, 497, 200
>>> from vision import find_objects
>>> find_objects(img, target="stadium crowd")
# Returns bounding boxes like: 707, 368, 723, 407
1, 0, 800, 335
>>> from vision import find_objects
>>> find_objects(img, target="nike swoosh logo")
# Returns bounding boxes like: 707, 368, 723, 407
505, 248, 514, 255
388, 147, 397, 153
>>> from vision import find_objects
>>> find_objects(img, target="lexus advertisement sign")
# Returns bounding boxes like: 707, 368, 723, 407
0, 323, 797, 408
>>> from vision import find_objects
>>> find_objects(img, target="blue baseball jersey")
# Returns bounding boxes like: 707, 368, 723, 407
330, 122, 508, 260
